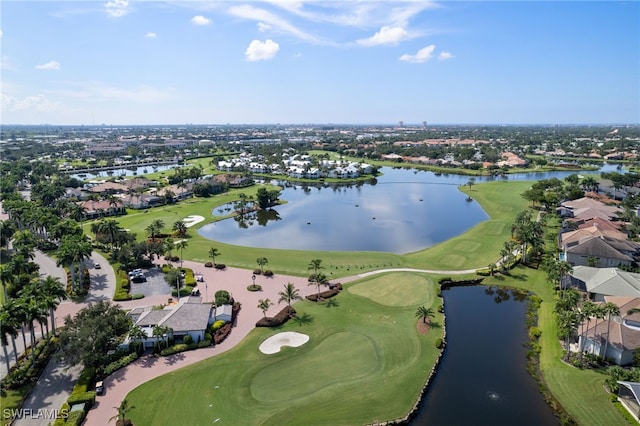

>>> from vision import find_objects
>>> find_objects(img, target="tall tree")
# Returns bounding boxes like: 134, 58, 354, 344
256, 257, 268, 274
602, 302, 621, 359
208, 247, 220, 266
172, 220, 188, 238
57, 301, 131, 374
415, 306, 435, 324
278, 282, 301, 307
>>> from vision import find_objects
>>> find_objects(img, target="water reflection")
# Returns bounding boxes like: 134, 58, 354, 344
410, 285, 558, 425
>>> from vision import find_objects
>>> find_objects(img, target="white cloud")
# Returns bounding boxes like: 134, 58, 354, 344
105, 0, 129, 18
228, 4, 316, 42
145, 32, 157, 38
438, 51, 454, 61
245, 39, 280, 61
1, 93, 62, 112
0, 29, 3, 39
35, 61, 61, 71
257, 22, 272, 32
191, 15, 211, 26
399, 44, 436, 63
357, 26, 409, 46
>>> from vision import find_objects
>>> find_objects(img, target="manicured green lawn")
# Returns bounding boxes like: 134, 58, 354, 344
110, 177, 629, 425
127, 273, 444, 425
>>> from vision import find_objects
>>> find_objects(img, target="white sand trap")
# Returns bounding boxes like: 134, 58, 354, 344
183, 215, 205, 228
259, 332, 310, 355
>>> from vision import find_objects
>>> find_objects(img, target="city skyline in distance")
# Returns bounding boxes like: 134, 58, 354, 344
1, 1, 639, 126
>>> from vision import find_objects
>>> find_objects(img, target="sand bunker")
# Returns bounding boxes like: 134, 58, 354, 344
183, 215, 205, 228
259, 332, 310, 355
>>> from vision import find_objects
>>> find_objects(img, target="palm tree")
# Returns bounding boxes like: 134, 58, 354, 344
256, 257, 268, 274
0, 305, 19, 372
278, 282, 301, 307
128, 324, 147, 354
308, 259, 324, 275
109, 398, 136, 425
308, 272, 328, 300
21, 297, 47, 363
146, 219, 165, 241
176, 240, 188, 269
258, 298, 273, 318
602, 302, 621, 359
415, 306, 435, 324
557, 308, 581, 357
208, 247, 220, 266
466, 177, 476, 191
152, 325, 173, 350
39, 275, 67, 335
172, 220, 188, 238
589, 304, 606, 355
579, 300, 597, 362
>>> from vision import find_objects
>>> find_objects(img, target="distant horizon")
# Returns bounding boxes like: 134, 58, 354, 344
1, 121, 639, 129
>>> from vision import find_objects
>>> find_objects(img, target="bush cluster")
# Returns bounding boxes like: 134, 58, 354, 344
2, 337, 58, 389
114, 269, 132, 301
211, 320, 226, 332
214, 263, 226, 270
215, 290, 231, 306
435, 338, 445, 349
305, 289, 340, 302
263, 270, 274, 277
255, 306, 297, 327
214, 323, 232, 344
103, 352, 140, 377
204, 262, 213, 267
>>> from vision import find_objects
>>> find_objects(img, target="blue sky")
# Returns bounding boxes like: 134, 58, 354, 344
1, 1, 638, 125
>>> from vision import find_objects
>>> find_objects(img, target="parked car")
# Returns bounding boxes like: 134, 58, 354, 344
131, 275, 147, 283
96, 381, 104, 395
94, 263, 101, 269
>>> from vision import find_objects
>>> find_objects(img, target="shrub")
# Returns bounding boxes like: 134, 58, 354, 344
67, 391, 96, 407
160, 343, 197, 356
162, 264, 173, 273
529, 327, 542, 340
198, 339, 212, 348
204, 262, 213, 268
305, 289, 340, 302
256, 306, 297, 327
204, 332, 212, 341
214, 263, 226, 270
253, 269, 262, 275
171, 287, 193, 297
435, 338, 445, 349
65, 409, 87, 426
264, 270, 274, 277
103, 352, 140, 377
438, 277, 452, 284
215, 290, 231, 306
183, 335, 193, 345
213, 323, 233, 344
476, 268, 491, 276
212, 320, 226, 331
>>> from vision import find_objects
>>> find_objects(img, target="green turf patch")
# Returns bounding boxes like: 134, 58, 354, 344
251, 331, 378, 403
348, 273, 433, 307
438, 253, 466, 267
452, 240, 481, 253
482, 221, 506, 235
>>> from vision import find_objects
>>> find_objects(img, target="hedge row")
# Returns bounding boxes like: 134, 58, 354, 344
305, 289, 340, 302
1, 337, 58, 389
255, 306, 297, 327
103, 351, 140, 377
114, 269, 131, 300
214, 323, 232, 344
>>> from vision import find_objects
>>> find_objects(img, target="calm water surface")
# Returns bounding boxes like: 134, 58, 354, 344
198, 165, 613, 253
410, 285, 558, 426
199, 168, 489, 253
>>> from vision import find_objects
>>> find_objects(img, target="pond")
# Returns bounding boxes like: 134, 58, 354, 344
410, 285, 559, 425
198, 165, 612, 254
70, 163, 180, 179
199, 167, 490, 253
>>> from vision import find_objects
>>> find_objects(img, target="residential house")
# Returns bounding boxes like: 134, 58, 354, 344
77, 199, 126, 219
124, 297, 214, 349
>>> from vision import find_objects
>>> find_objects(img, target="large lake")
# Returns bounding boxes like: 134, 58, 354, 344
198, 166, 611, 253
